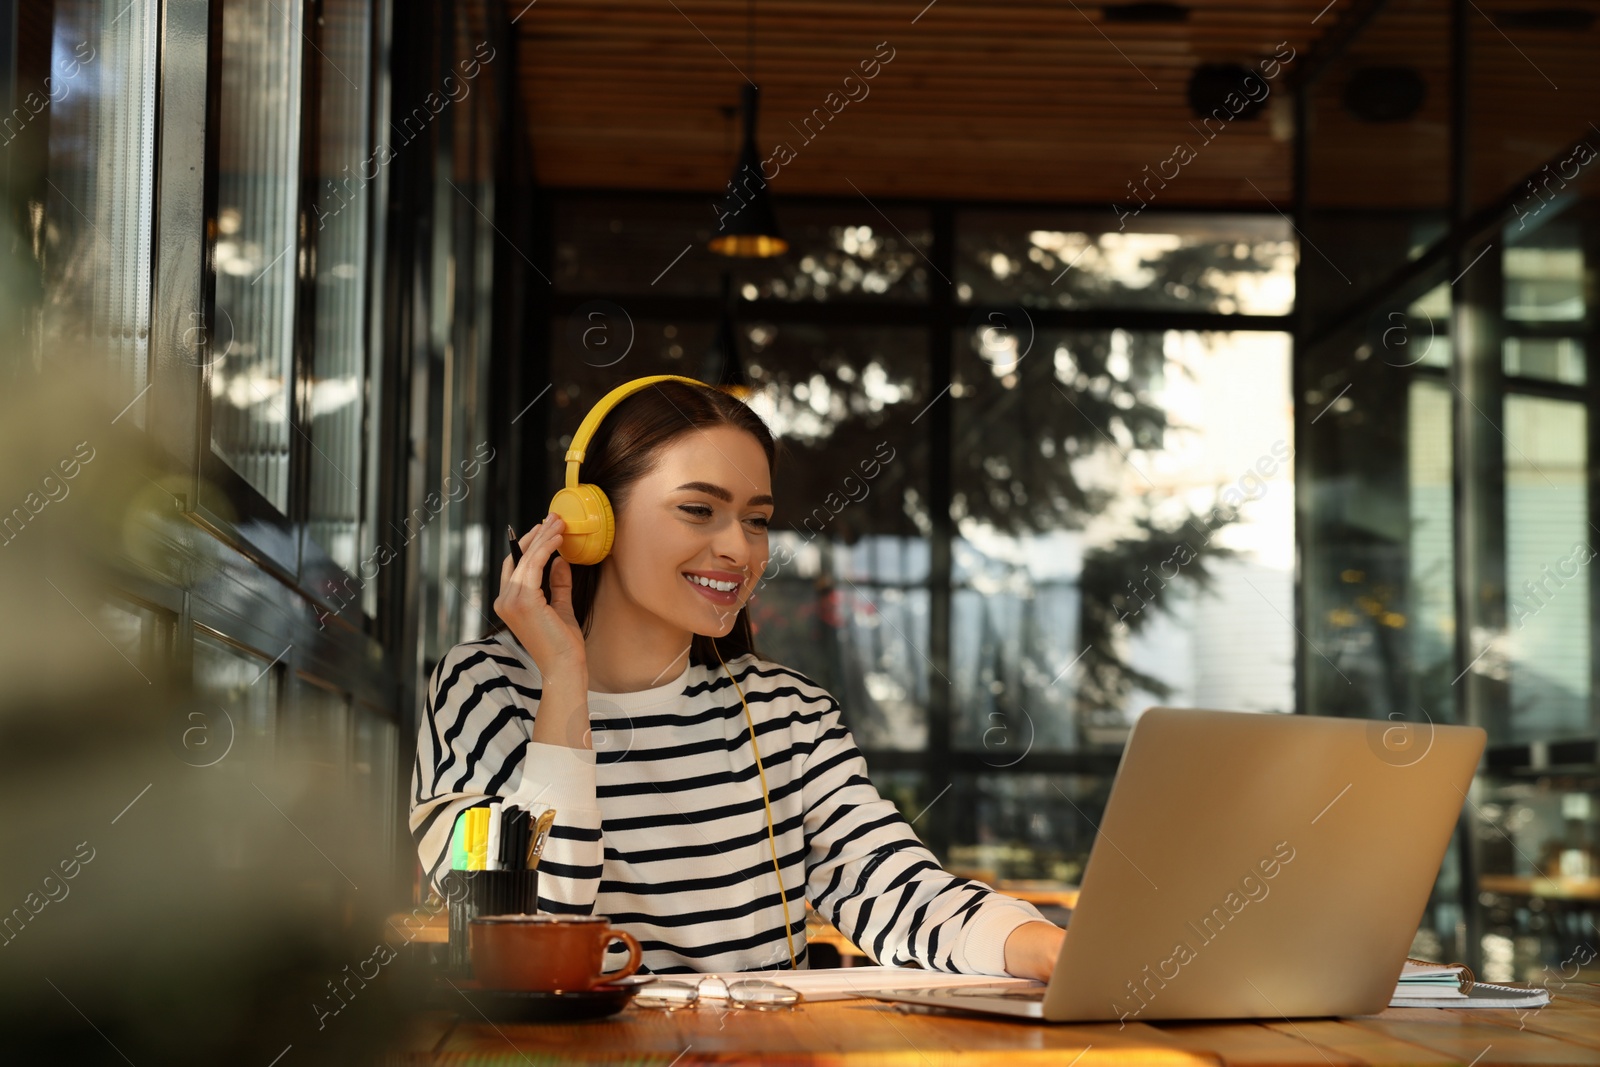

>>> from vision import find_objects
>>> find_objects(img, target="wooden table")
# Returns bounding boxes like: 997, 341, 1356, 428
388, 886, 1081, 962
384, 981, 1600, 1065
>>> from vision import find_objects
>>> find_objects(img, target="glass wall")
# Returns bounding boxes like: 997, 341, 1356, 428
5, 0, 531, 1053
308, 0, 378, 576
1299, 0, 1600, 980
1503, 395, 1588, 743
553, 194, 933, 302
545, 195, 1295, 878
36, 0, 159, 403
210, 0, 305, 511
1301, 267, 1457, 724
1474, 196, 1600, 982
955, 210, 1294, 315
738, 324, 933, 752
13, 0, 514, 934
412, 0, 506, 672
950, 327, 1294, 750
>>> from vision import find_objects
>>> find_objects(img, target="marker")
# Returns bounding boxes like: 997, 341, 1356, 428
467, 808, 488, 870
450, 809, 469, 871
486, 802, 503, 871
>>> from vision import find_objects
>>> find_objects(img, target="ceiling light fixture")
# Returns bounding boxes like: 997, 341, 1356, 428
1186, 62, 1271, 121
708, 1, 787, 258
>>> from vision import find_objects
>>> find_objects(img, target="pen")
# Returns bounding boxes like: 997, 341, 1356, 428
500, 806, 522, 871
511, 808, 529, 879
506, 525, 523, 567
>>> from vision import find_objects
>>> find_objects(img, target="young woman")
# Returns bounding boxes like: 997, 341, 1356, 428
409, 378, 1066, 978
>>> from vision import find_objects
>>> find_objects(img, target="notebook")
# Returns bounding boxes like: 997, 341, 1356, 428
1393, 959, 1472, 998
1390, 960, 1550, 1009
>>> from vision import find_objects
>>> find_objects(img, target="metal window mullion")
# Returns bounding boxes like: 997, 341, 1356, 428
924, 203, 955, 861
292, 0, 322, 549
1585, 210, 1600, 746
1451, 235, 1506, 978
1291, 19, 1311, 720
149, 0, 213, 500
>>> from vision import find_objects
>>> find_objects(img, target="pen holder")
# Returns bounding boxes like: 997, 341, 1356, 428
441, 869, 540, 979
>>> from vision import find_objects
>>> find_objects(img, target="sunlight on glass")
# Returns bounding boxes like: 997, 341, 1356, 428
962, 214, 1295, 315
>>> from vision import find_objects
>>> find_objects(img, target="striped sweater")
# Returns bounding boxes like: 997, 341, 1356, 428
409, 629, 1047, 975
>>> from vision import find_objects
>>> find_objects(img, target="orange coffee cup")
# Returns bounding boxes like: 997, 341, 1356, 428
468, 914, 642, 991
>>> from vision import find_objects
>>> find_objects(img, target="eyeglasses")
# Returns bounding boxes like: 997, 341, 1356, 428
632, 975, 802, 1012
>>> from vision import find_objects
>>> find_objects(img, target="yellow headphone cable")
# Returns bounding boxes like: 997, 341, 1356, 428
713, 640, 799, 972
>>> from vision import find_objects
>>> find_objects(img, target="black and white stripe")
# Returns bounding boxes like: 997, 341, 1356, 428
408, 629, 1045, 975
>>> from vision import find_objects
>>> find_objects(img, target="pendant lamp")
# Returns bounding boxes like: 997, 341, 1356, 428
709, 84, 787, 258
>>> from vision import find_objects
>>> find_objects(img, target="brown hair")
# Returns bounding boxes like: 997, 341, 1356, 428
487, 379, 779, 670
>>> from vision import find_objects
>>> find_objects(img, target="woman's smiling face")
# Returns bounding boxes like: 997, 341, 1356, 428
602, 425, 773, 638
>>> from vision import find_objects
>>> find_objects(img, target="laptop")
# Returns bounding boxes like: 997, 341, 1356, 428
866, 707, 1485, 1022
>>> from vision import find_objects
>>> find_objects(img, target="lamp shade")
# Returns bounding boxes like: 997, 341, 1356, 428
708, 84, 787, 258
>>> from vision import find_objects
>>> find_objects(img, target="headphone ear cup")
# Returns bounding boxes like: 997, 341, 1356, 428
549, 484, 615, 566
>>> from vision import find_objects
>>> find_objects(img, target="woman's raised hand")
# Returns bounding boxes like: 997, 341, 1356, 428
495, 513, 587, 685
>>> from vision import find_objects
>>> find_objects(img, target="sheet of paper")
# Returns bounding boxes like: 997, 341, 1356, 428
682, 965, 1044, 1003
1398, 962, 1464, 981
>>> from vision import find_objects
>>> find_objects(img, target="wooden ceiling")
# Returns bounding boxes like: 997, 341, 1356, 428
514, 0, 1350, 206
1302, 0, 1600, 210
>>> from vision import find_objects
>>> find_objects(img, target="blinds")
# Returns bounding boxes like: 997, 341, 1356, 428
211, 0, 304, 511
308, 0, 374, 574
1504, 395, 1589, 740
41, 0, 158, 418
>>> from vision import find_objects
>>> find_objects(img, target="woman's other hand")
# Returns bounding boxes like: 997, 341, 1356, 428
1002, 920, 1067, 981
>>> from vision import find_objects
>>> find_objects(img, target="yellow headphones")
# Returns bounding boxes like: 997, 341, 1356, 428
553, 375, 798, 970
549, 374, 709, 566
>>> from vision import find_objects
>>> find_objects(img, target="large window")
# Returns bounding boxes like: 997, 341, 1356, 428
205, 0, 390, 618
211, 0, 305, 511
308, 0, 379, 577
412, 0, 505, 673
37, 0, 159, 404
1472, 198, 1600, 983
16, 0, 451, 923
1299, 0, 1600, 980
547, 196, 1295, 877
1504, 394, 1588, 742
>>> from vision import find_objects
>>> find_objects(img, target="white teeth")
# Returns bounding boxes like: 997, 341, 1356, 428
685, 574, 738, 593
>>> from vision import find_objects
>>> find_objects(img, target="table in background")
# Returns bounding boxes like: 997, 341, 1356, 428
385, 981, 1600, 1066
1479, 874, 1600, 901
